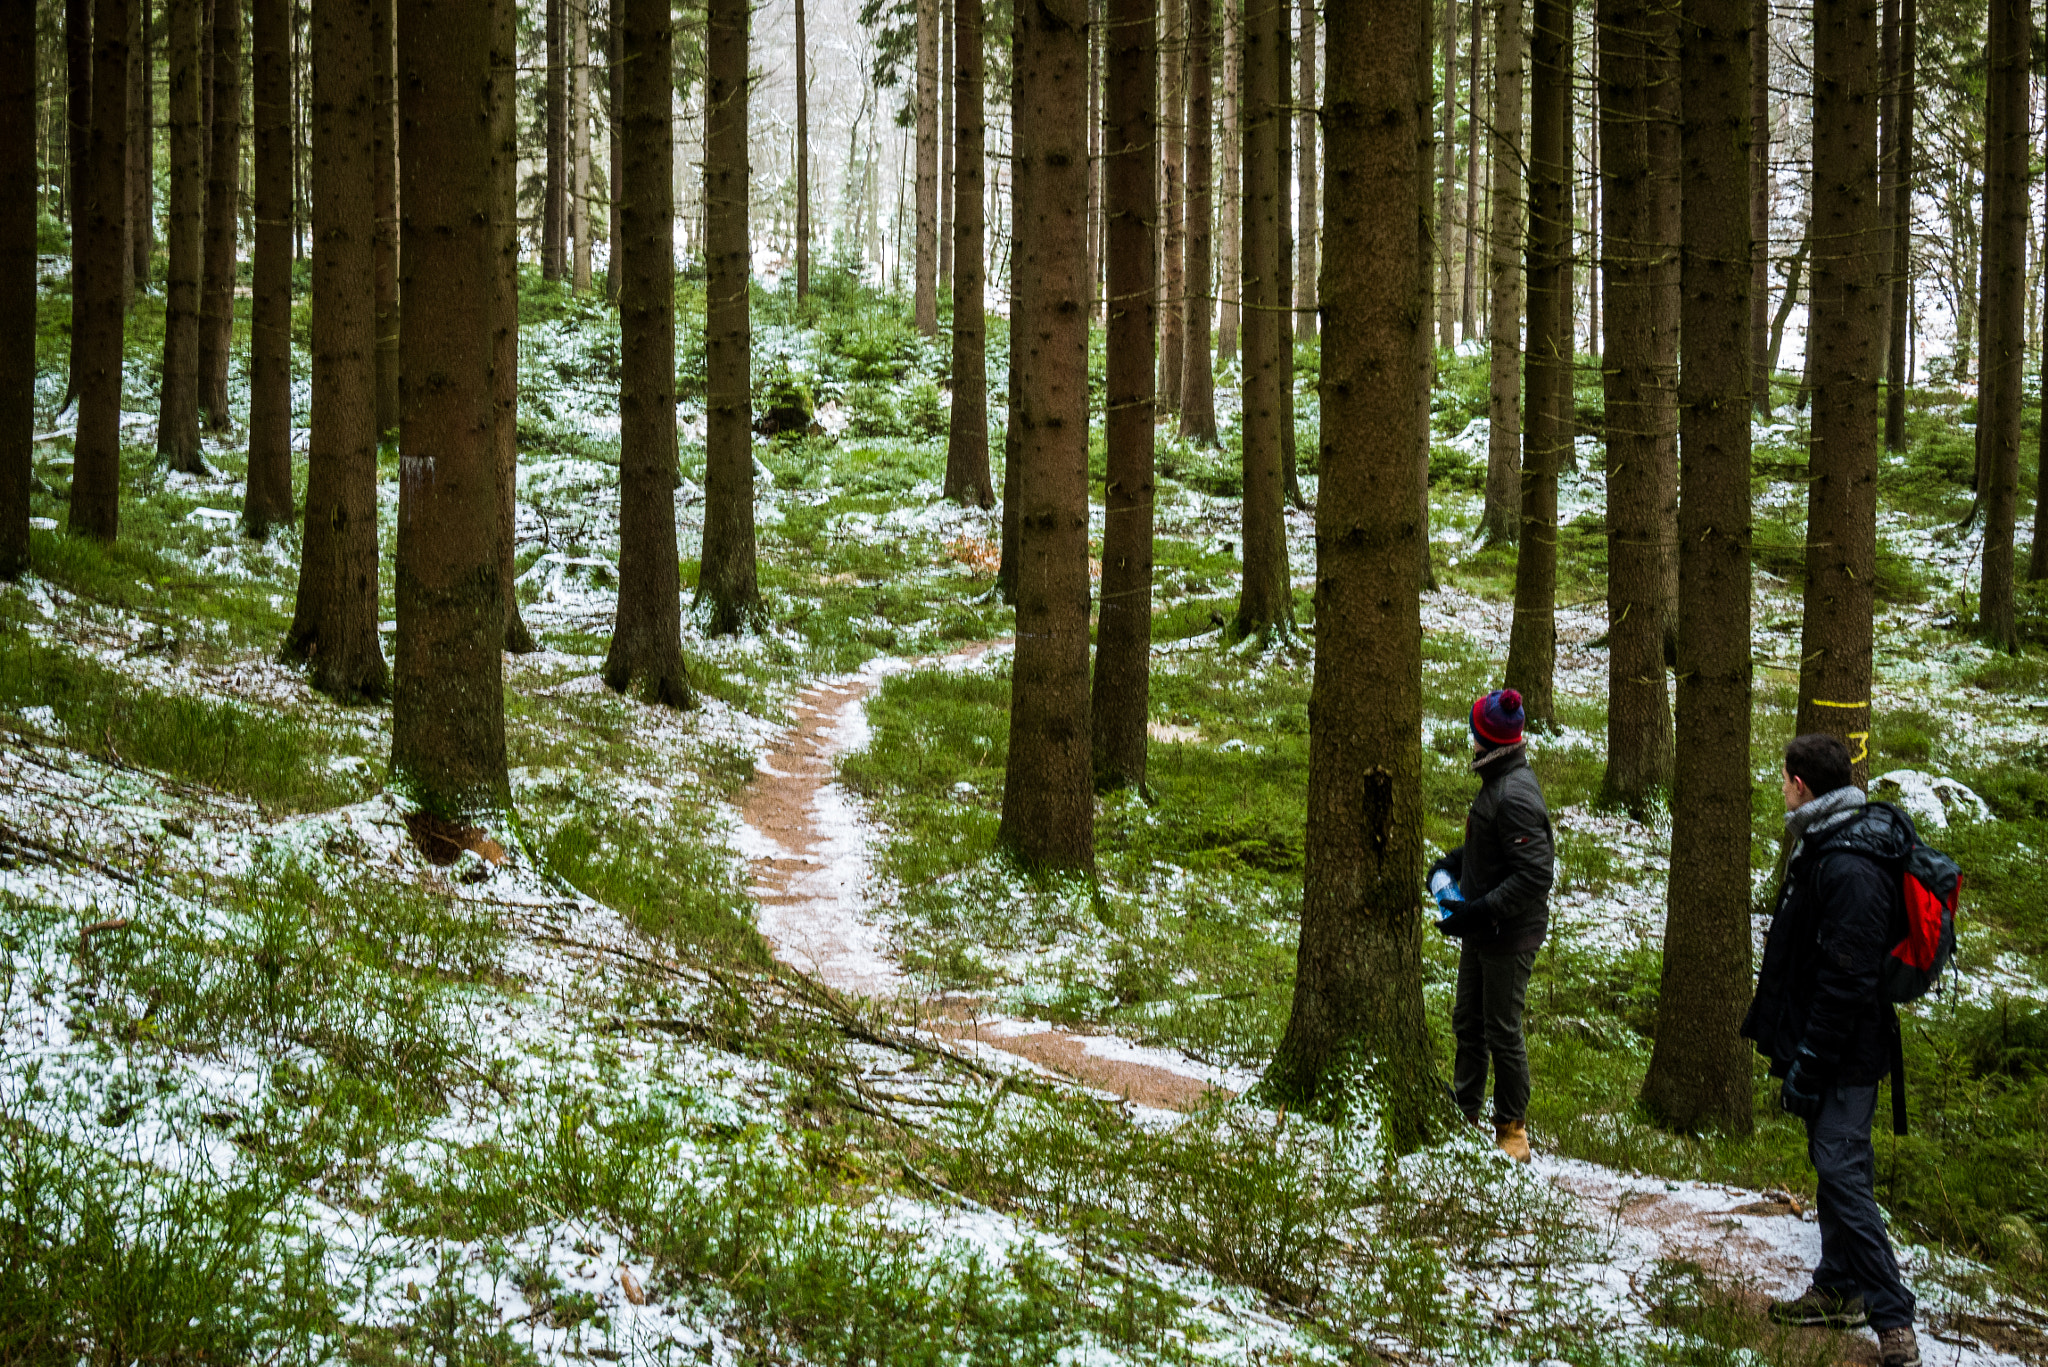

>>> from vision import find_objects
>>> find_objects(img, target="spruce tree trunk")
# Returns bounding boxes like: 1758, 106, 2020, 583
1181, 0, 1216, 444
1414, 0, 1434, 587
940, 0, 953, 292
244, 0, 292, 531
542, 0, 563, 280
69, 0, 127, 543
393, 0, 507, 815
997, 9, 1021, 608
1505, 0, 1568, 724
1295, 0, 1316, 341
1158, 0, 1184, 415
0, 0, 32, 578
285, 0, 386, 700
698, 0, 759, 634
1639, 0, 1754, 1137
942, 0, 990, 508
1233, 0, 1291, 640
1086, 0, 1101, 317
158, 0, 203, 471
795, 0, 809, 302
999, 0, 1093, 873
914, 0, 939, 335
65, 0, 91, 410
1481, 0, 1524, 546
1460, 0, 1479, 339
605, 9, 620, 303
1276, 16, 1300, 509
1975, 0, 2025, 649
571, 0, 590, 293
1749, 0, 1770, 409
603, 0, 689, 704
492, 0, 532, 653
1653, 1, 1680, 660
197, 0, 238, 431
1598, 0, 1675, 808
1794, 0, 1885, 778
1216, 0, 1239, 365
1883, 0, 1913, 451
126, 0, 150, 297
1269, 0, 1439, 1149
1436, 0, 1456, 349
1092, 0, 1157, 793
370, 0, 395, 434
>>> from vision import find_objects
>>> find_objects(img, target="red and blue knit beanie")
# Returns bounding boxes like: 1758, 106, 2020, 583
1470, 688, 1525, 747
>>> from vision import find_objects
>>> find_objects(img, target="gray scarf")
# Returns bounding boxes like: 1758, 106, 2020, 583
1471, 739, 1527, 774
1765, 783, 1867, 912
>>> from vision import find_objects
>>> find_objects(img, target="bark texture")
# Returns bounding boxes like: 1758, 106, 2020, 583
914, 0, 939, 335
1158, 0, 1184, 413
1749, 0, 1770, 409
1598, 0, 1676, 807
1436, 0, 1457, 348
1234, 0, 1291, 640
1481, 0, 1524, 545
603, 0, 690, 705
245, 0, 293, 534
69, 0, 128, 544
1639, 0, 1755, 1136
542, 0, 564, 279
795, 0, 809, 301
286, 0, 387, 701
1216, 0, 1240, 365
698, 0, 760, 634
1794, 0, 1884, 779
158, 0, 203, 473
943, 0, 991, 508
1505, 0, 1569, 723
1975, 0, 2025, 648
998, 0, 1094, 873
1180, 0, 1216, 443
1882, 0, 1913, 452
1092, 0, 1157, 793
491, 0, 531, 653
64, 0, 90, 410
0, 0, 31, 577
125, 0, 149, 297
1267, 0, 1439, 1150
197, 0, 239, 431
571, 0, 590, 293
1294, 0, 1316, 341
373, 0, 396, 432
392, 0, 508, 816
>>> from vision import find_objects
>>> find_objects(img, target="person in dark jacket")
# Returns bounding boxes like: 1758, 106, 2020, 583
1429, 687, 1554, 1163
1742, 733, 1920, 1367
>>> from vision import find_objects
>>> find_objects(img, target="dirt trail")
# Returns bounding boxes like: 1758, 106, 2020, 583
738, 650, 1233, 1112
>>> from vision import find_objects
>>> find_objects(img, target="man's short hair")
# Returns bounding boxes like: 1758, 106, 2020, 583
1784, 733, 1855, 796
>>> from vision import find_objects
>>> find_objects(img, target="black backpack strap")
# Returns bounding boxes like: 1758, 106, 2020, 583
1889, 1010, 1907, 1138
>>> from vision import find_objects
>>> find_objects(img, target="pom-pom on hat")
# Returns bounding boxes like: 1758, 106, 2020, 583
1471, 689, 1525, 747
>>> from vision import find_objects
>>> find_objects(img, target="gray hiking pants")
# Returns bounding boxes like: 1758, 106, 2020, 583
1452, 946, 1536, 1125
1808, 1083, 1916, 1331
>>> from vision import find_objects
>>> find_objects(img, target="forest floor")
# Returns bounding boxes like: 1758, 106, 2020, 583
7, 262, 2048, 1362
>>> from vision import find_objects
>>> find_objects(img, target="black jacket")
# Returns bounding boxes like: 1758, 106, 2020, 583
1741, 801, 1908, 1087
1433, 744, 1554, 953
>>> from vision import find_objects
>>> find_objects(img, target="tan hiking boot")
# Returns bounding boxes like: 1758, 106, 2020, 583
1877, 1325, 1921, 1367
1495, 1120, 1532, 1163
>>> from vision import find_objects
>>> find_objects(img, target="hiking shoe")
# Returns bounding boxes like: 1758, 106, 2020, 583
1877, 1325, 1921, 1367
1494, 1120, 1532, 1163
1766, 1285, 1867, 1328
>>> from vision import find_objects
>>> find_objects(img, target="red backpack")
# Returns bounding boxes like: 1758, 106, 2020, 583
1865, 801, 1961, 1004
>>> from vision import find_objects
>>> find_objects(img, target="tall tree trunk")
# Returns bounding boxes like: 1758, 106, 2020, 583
605, 7, 621, 303
392, 0, 507, 815
997, 12, 1021, 607
1460, 0, 1479, 339
1093, 0, 1157, 793
158, 0, 203, 471
1276, 10, 1300, 507
1640, 0, 1755, 1138
1234, 0, 1291, 640
1436, 0, 1456, 348
1794, 0, 1885, 779
1216, 0, 1239, 364
1598, 0, 1676, 808
1295, 0, 1316, 341
1159, 0, 1185, 415
285, 0, 386, 698
542, 0, 563, 280
914, 0, 938, 335
1414, 0, 1434, 588
1480, 0, 1523, 545
2033, 88, 2048, 580
0, 0, 32, 577
244, 0, 292, 530
603, 0, 689, 704
1504, 0, 1569, 724
491, 0, 531, 652
698, 0, 759, 634
571, 0, 590, 293
999, 0, 1093, 872
940, 0, 953, 293
70, 0, 127, 542
1181, 0, 1216, 443
127, 0, 150, 297
371, 0, 395, 433
197, 0, 238, 431
1086, 0, 1102, 318
943, 0, 990, 507
65, 0, 91, 409
795, 0, 809, 302
1883, 0, 1914, 450
1268, 0, 1438, 1149
1976, 0, 2025, 648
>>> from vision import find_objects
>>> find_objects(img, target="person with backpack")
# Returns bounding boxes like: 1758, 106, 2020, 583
1743, 733, 1921, 1367
1429, 688, 1554, 1163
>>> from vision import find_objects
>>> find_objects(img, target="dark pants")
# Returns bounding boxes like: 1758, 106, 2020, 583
1453, 946, 1536, 1125
1807, 1083, 1915, 1331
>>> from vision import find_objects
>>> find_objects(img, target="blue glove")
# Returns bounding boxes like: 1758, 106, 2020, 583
1779, 1044, 1827, 1121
